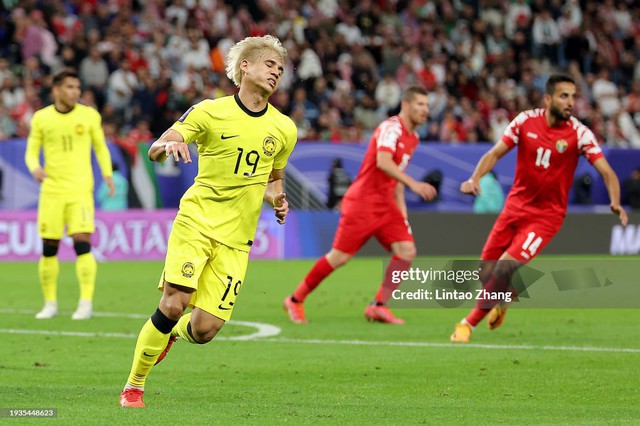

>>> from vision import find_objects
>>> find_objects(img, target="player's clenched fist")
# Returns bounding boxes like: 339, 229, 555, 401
460, 178, 480, 196
164, 141, 192, 163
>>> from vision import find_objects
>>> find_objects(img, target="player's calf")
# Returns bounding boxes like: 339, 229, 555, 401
186, 311, 224, 343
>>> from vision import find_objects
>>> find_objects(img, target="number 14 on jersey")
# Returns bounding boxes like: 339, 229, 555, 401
535, 147, 551, 169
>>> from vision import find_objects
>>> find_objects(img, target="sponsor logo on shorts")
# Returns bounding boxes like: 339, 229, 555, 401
218, 302, 234, 311
181, 262, 195, 278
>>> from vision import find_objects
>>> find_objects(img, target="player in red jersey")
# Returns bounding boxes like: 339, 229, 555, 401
284, 86, 437, 324
450, 74, 628, 342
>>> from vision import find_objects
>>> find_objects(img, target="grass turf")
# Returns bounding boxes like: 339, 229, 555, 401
1, 258, 639, 425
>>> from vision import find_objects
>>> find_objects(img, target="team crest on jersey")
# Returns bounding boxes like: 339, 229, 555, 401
556, 139, 568, 153
181, 262, 195, 278
75, 124, 84, 135
262, 136, 276, 157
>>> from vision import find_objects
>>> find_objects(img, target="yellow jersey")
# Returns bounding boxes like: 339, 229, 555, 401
171, 94, 297, 251
25, 104, 112, 195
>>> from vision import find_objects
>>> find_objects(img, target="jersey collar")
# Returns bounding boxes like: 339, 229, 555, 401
397, 114, 417, 137
234, 93, 268, 118
54, 104, 77, 115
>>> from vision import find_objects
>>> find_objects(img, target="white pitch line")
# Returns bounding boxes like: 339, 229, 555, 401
257, 338, 640, 354
0, 308, 281, 341
1, 309, 638, 354
1, 329, 137, 339
0, 308, 149, 319
1, 329, 639, 354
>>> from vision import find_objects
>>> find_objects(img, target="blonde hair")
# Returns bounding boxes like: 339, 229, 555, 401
225, 35, 288, 87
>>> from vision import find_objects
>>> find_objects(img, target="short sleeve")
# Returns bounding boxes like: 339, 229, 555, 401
577, 126, 604, 164
500, 112, 527, 148
170, 101, 210, 144
273, 119, 298, 170
375, 119, 402, 154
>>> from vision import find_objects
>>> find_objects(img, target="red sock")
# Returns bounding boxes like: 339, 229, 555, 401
292, 256, 335, 302
465, 273, 510, 326
465, 307, 490, 327
374, 256, 412, 304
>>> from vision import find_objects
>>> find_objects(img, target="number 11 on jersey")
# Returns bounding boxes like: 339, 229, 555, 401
62, 135, 73, 152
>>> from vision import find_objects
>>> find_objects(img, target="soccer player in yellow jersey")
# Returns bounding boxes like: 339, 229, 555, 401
120, 35, 297, 408
25, 69, 114, 321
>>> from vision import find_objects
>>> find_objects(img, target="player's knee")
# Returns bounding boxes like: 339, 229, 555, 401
493, 260, 519, 280
326, 250, 351, 268
160, 303, 185, 321
396, 245, 417, 261
333, 256, 350, 268
159, 297, 188, 320
479, 261, 495, 284
73, 241, 91, 256
42, 241, 59, 257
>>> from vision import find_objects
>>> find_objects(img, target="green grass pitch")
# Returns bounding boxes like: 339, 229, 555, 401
1, 258, 639, 425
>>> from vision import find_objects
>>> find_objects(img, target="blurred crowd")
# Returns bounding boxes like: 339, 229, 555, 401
1, 0, 640, 147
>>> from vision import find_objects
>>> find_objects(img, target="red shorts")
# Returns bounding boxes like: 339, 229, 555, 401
481, 212, 563, 263
332, 199, 414, 254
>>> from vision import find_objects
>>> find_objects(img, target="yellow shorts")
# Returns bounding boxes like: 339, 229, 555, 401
38, 192, 95, 239
159, 219, 249, 321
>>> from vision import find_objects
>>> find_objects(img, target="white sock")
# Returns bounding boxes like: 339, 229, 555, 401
77, 299, 92, 309
461, 318, 475, 330
123, 383, 144, 392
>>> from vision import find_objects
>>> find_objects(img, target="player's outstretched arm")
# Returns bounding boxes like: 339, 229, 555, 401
376, 151, 436, 201
593, 157, 629, 226
265, 168, 288, 225
461, 140, 511, 196
148, 129, 191, 163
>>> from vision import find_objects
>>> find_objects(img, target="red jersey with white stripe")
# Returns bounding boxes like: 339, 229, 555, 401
343, 115, 419, 206
501, 108, 604, 219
